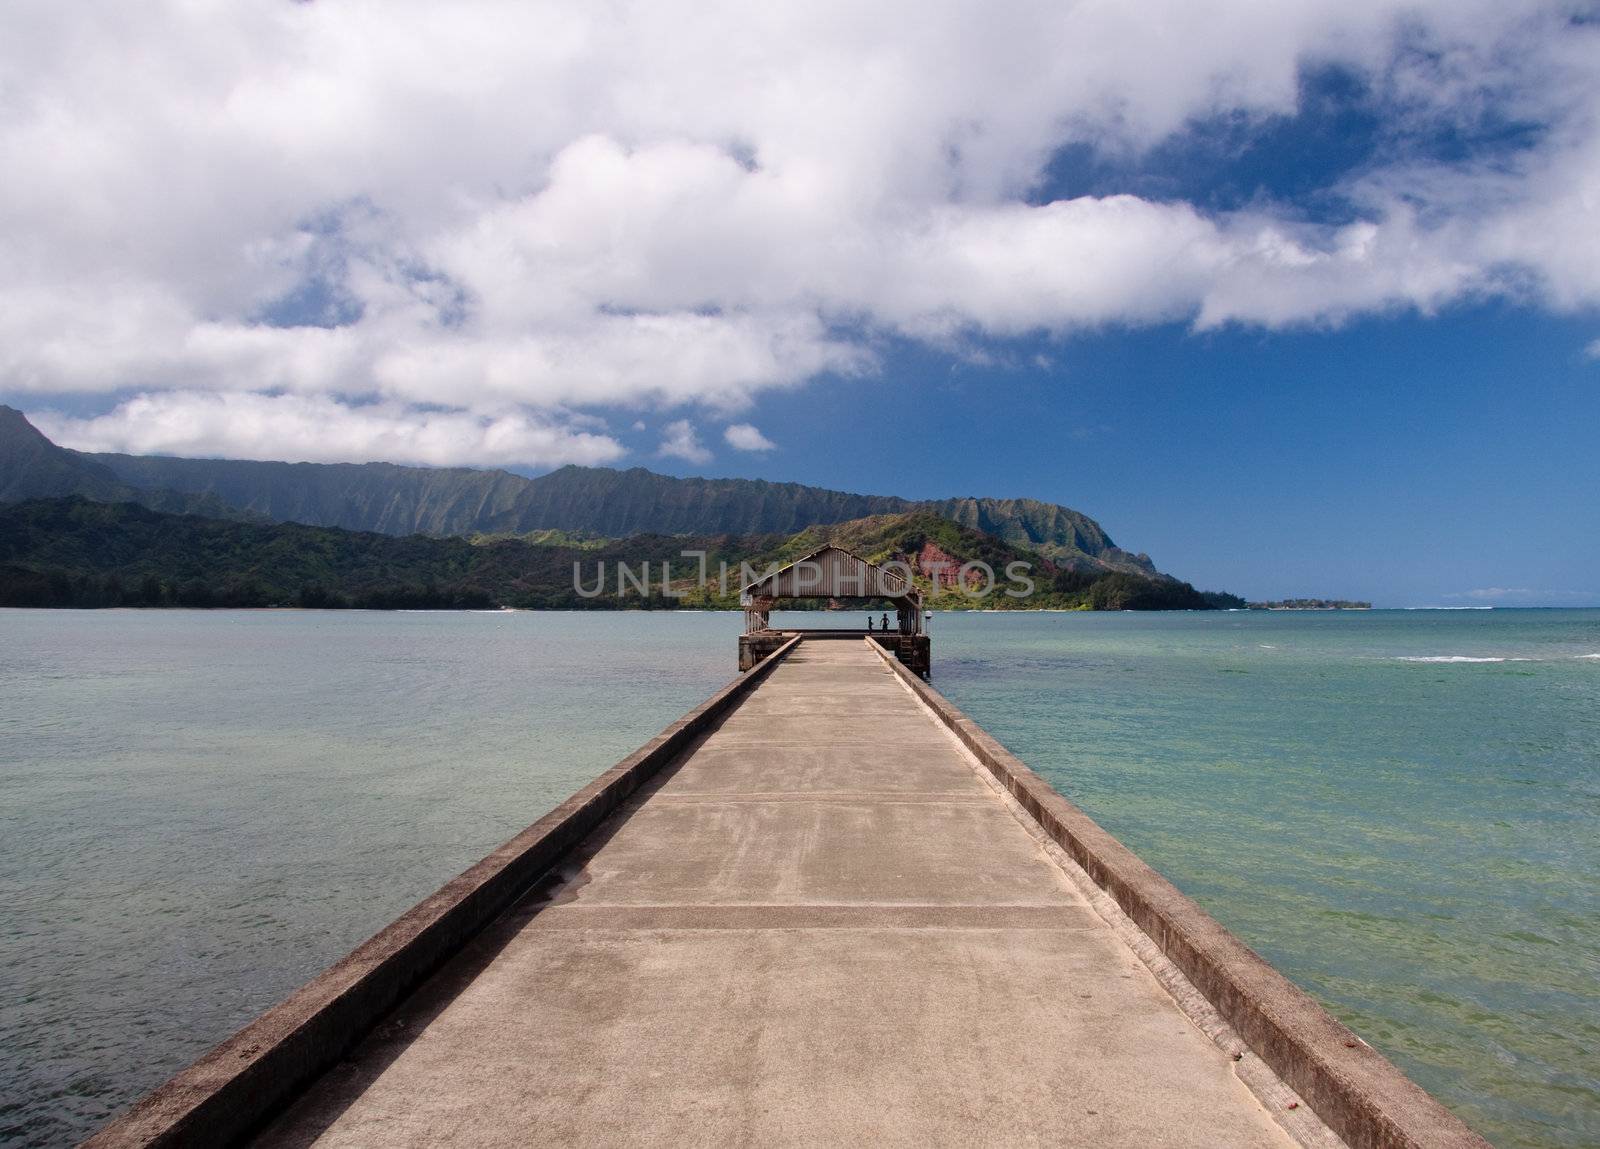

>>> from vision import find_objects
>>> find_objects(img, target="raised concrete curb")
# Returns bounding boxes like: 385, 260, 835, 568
83, 636, 802, 1149
868, 638, 1492, 1149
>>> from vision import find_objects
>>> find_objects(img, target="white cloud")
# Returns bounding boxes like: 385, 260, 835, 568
724, 423, 776, 451
1444, 587, 1599, 603
657, 419, 711, 464
34, 392, 623, 469
1586, 339, 1600, 361
1, 1, 1597, 463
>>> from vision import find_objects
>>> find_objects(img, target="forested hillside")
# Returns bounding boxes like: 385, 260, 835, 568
0, 498, 1237, 611
0, 406, 1157, 576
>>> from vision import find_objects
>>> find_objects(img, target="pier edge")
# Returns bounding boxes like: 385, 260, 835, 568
82, 636, 803, 1149
866, 637, 1491, 1149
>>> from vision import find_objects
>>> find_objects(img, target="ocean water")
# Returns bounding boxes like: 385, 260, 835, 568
930, 609, 1600, 1149
1, 609, 1596, 1147
0, 610, 735, 1147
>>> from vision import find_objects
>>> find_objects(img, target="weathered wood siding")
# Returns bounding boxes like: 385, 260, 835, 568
743, 546, 911, 600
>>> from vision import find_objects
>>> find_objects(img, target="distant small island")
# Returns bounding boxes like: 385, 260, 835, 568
1247, 599, 1372, 610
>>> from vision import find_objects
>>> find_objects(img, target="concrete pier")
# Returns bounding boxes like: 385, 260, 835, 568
89, 638, 1489, 1149
256, 640, 1293, 1146
738, 629, 931, 676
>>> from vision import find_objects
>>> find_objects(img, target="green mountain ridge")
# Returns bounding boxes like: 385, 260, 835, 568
0, 407, 261, 523
0, 406, 1158, 577
0, 497, 1236, 612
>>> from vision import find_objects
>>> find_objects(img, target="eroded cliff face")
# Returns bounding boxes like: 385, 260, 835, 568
905, 540, 994, 590
2, 406, 1167, 577
0, 405, 125, 503
1, 494, 1226, 611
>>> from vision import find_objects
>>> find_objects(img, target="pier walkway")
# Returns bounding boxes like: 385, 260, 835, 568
253, 641, 1294, 1147
93, 636, 1489, 1149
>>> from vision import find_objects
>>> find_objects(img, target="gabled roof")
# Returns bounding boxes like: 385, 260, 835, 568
741, 544, 918, 601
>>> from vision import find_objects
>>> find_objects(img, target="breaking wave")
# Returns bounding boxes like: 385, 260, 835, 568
1395, 655, 1536, 663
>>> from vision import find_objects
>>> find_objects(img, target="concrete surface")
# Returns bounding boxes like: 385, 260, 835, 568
85, 638, 801, 1149
254, 642, 1298, 1148
871, 642, 1491, 1149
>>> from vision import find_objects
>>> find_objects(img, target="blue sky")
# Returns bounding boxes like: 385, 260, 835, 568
630, 56, 1600, 605
641, 306, 1600, 605
3, 3, 1598, 605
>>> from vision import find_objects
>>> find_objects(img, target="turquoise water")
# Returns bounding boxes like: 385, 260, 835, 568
931, 609, 1600, 1149
0, 610, 734, 1146
1, 609, 1596, 1147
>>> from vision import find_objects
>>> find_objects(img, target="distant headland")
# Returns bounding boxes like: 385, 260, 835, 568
0, 405, 1247, 613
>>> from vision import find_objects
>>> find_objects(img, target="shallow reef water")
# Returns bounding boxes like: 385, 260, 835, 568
1, 607, 1596, 1147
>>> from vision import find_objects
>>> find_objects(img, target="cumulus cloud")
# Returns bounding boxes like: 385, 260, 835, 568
1449, 587, 1535, 600
1445, 587, 1598, 603
657, 419, 711, 464
2, 1, 1599, 464
35, 392, 623, 468
724, 423, 776, 451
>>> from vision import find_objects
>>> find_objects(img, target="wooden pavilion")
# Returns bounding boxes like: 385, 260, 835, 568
738, 545, 931, 677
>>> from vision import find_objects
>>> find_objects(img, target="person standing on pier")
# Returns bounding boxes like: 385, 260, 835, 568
880, 612, 890, 632
866, 615, 874, 631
